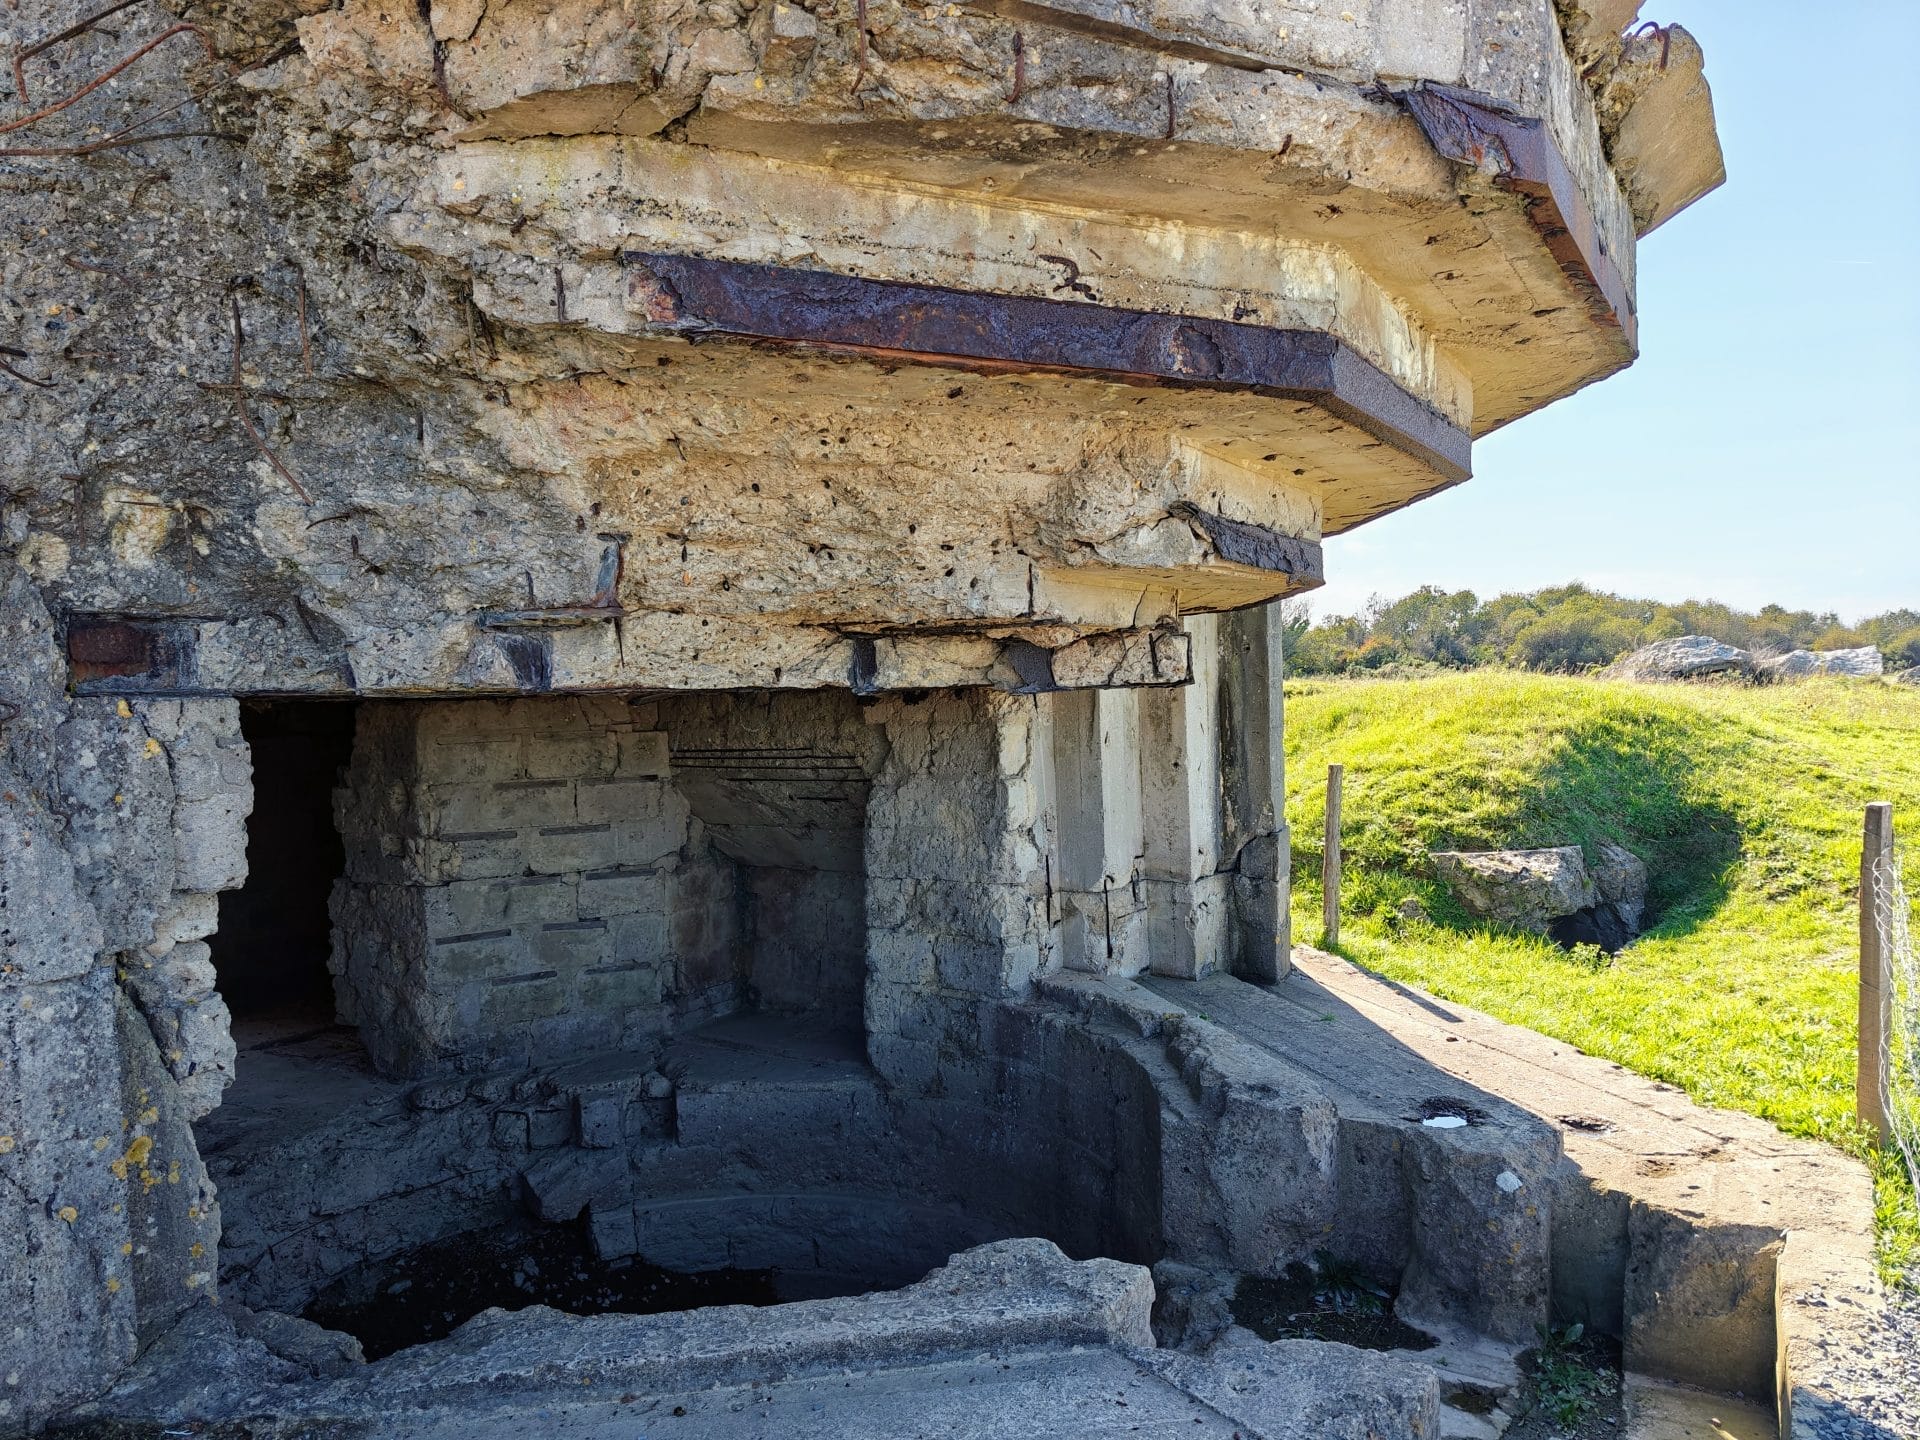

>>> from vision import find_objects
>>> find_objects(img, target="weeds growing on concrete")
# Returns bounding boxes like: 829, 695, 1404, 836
1524, 1323, 1616, 1429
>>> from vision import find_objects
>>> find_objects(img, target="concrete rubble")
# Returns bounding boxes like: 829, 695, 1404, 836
0, 0, 1765, 1435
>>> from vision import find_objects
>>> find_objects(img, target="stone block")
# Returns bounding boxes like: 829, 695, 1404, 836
578, 962, 663, 1012
615, 730, 670, 778
527, 824, 620, 875
420, 733, 527, 783
429, 779, 574, 833
503, 875, 578, 926
533, 918, 612, 972
437, 830, 526, 880
522, 1147, 629, 1223
128, 941, 217, 1002
577, 1093, 625, 1148
491, 1110, 531, 1149
577, 865, 665, 919
576, 777, 669, 825
607, 910, 670, 965
172, 791, 251, 894
528, 1105, 574, 1147
423, 878, 512, 935
524, 728, 617, 781
480, 971, 569, 1027
2, 783, 110, 987
432, 928, 532, 982
612, 814, 687, 866
112, 992, 223, 1343
149, 892, 220, 950
166, 732, 253, 805
589, 1199, 640, 1259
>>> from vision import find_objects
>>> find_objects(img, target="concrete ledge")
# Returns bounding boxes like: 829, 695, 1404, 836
1282, 947, 1889, 1434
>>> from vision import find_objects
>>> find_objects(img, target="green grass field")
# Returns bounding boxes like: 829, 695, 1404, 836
1281, 672, 1920, 1282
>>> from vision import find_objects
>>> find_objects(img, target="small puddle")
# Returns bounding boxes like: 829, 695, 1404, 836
1408, 1095, 1492, 1127
1231, 1264, 1436, 1353
303, 1220, 781, 1359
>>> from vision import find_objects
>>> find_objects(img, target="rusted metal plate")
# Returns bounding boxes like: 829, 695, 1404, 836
956, 0, 1275, 73
1398, 83, 1637, 348
622, 252, 1471, 483
66, 617, 191, 689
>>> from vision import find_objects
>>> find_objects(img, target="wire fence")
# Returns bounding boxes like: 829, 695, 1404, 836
1875, 836, 1920, 1193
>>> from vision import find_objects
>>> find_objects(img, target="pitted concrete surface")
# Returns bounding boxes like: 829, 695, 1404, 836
276, 1351, 1255, 1439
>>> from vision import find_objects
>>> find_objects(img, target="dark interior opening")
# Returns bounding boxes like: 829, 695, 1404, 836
209, 699, 356, 1030
302, 1218, 784, 1360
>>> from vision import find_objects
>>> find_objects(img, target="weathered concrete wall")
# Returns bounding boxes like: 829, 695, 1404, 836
0, 561, 251, 1433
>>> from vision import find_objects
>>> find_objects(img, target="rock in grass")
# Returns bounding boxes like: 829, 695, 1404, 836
1756, 646, 1884, 681
1591, 842, 1649, 934
1430, 844, 1648, 951
1601, 635, 1752, 682
1429, 847, 1595, 932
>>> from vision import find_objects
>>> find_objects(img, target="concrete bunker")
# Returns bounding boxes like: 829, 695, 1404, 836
2, 0, 1766, 1429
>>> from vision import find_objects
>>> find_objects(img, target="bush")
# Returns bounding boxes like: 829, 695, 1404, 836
1284, 584, 1910, 679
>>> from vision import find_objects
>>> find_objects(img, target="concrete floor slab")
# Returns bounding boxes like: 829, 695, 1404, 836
1625, 1375, 1776, 1440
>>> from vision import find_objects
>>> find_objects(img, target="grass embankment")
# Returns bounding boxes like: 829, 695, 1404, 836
1282, 672, 1920, 1282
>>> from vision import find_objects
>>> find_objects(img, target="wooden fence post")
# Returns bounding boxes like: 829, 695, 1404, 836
1859, 801, 1894, 1147
1322, 763, 1344, 947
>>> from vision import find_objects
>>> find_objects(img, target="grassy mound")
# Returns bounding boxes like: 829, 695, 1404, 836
1282, 672, 1920, 1280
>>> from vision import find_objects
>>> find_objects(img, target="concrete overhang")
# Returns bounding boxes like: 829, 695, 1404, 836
390, 0, 1722, 547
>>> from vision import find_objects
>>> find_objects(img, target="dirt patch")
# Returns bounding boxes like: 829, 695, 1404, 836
1231, 1264, 1437, 1353
1504, 1329, 1624, 1440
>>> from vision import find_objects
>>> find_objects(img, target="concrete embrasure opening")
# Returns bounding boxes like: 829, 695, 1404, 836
198, 690, 1037, 1352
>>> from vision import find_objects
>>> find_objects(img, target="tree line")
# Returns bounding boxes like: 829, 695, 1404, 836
1280, 584, 1920, 676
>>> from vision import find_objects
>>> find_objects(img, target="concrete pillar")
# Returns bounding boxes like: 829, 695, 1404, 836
864, 690, 1052, 1086
1048, 689, 1146, 974
1138, 613, 1230, 979
1219, 603, 1291, 983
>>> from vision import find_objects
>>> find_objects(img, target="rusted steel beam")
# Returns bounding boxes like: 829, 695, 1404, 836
1171, 503, 1323, 586
1398, 83, 1636, 349
622, 253, 1471, 483
955, 0, 1276, 74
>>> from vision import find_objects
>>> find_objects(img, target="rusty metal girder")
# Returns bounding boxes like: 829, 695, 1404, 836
1398, 83, 1636, 349
622, 252, 1472, 483
1170, 502, 1323, 585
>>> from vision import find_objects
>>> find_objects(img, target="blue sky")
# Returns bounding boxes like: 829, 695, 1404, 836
1308, 0, 1920, 625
